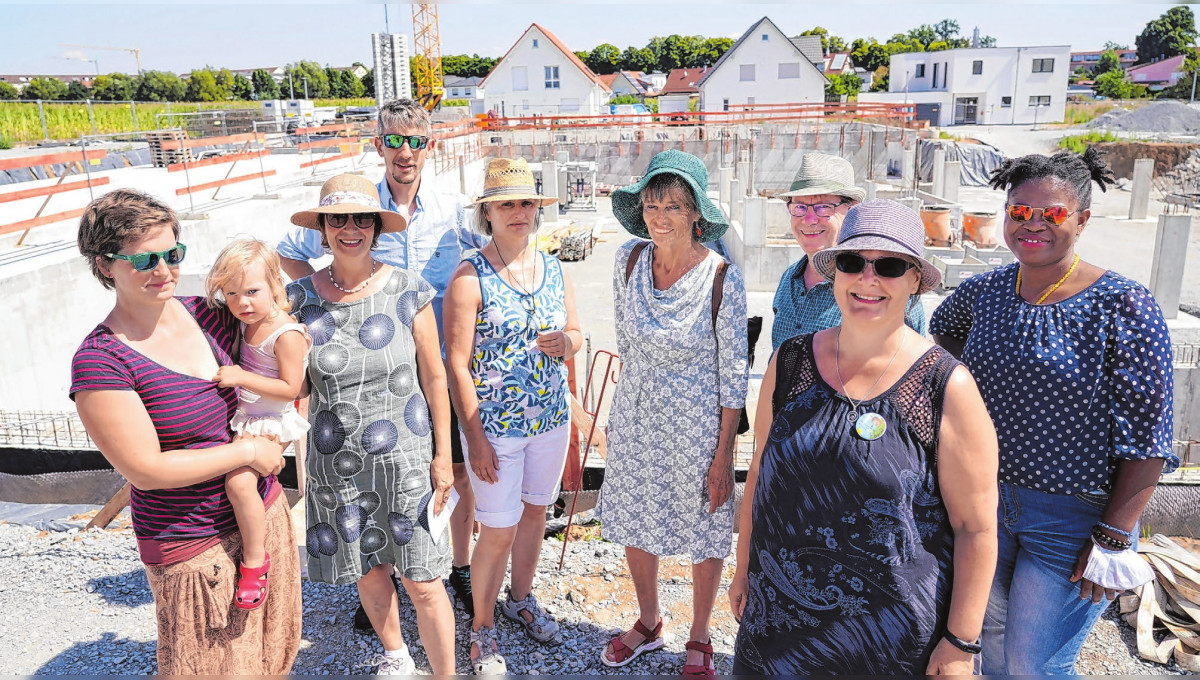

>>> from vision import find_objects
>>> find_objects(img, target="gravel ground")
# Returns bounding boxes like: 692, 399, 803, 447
0, 510, 1189, 676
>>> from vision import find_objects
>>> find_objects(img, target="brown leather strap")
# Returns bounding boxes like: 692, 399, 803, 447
712, 259, 728, 330
624, 241, 650, 284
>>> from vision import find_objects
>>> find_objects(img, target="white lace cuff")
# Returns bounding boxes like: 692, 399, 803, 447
1082, 542, 1154, 590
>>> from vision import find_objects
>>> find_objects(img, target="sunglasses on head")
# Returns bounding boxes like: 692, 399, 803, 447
788, 201, 845, 218
380, 134, 430, 151
323, 213, 379, 229
834, 252, 917, 278
1006, 204, 1074, 226
106, 243, 187, 272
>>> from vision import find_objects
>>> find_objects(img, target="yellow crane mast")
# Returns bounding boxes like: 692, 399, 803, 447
411, 4, 444, 111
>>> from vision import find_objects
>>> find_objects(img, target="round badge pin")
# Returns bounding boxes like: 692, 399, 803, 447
855, 412, 887, 441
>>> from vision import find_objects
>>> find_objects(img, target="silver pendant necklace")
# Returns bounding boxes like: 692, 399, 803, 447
493, 241, 538, 328
329, 261, 377, 294
834, 328, 907, 441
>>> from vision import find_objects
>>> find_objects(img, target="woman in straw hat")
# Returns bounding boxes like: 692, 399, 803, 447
286, 174, 456, 675
597, 150, 748, 676
728, 199, 998, 675
444, 157, 582, 674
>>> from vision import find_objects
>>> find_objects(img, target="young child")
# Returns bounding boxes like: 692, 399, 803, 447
205, 239, 311, 610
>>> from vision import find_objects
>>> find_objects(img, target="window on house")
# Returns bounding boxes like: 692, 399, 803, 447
972, 60, 983, 75
761, 34, 769, 41
522, 99, 530, 110
723, 98, 730, 111
778, 62, 800, 79
747, 96, 755, 106
1032, 58, 1054, 73
532, 39, 539, 48
915, 64, 926, 77
512, 66, 528, 91
1029, 95, 1051, 107
740, 64, 756, 81
1001, 96, 1012, 107
545, 66, 560, 89
932, 63, 940, 87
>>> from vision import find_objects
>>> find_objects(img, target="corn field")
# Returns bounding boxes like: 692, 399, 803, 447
0, 98, 376, 145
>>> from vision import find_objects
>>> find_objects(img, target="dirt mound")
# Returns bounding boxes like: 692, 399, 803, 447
1089, 101, 1200, 134
1092, 141, 1200, 179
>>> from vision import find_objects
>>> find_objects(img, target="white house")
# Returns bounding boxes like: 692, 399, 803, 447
858, 45, 1071, 126
443, 76, 483, 99
479, 23, 611, 117
657, 68, 708, 114
697, 17, 827, 112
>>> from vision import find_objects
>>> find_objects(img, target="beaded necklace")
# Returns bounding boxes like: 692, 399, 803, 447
329, 261, 377, 294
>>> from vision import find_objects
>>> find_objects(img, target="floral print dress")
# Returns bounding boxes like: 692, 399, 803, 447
597, 240, 748, 561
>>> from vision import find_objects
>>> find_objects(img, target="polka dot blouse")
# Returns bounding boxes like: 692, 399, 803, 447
929, 264, 1177, 493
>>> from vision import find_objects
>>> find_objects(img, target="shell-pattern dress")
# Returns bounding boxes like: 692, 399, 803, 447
288, 268, 451, 585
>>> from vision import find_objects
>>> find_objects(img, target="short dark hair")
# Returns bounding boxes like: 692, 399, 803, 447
318, 213, 383, 249
77, 189, 180, 290
989, 146, 1116, 210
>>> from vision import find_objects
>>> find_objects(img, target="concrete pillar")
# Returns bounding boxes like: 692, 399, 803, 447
1129, 158, 1154, 220
1149, 213, 1191, 319
931, 147, 946, 198
728, 179, 740, 219
864, 180, 877, 201
541, 160, 559, 225
555, 150, 569, 166
943, 161, 961, 204
737, 160, 751, 195
743, 196, 765, 248
901, 148, 916, 183
459, 163, 468, 196
719, 166, 732, 207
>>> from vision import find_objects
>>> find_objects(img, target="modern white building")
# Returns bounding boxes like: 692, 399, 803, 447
697, 17, 827, 112
479, 23, 611, 117
859, 45, 1071, 126
443, 76, 483, 99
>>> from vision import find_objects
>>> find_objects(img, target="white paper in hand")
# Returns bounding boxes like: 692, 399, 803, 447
427, 487, 459, 546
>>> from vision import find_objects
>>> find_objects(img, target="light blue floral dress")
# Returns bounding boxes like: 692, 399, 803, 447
598, 240, 748, 561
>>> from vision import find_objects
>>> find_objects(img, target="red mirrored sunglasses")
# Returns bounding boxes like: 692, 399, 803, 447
1006, 204, 1074, 226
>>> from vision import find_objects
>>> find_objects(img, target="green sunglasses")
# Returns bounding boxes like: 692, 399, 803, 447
380, 134, 430, 151
106, 243, 187, 271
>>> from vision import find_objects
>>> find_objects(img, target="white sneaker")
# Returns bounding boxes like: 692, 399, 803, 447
367, 650, 416, 676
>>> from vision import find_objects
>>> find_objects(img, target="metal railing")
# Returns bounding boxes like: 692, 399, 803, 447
0, 410, 94, 450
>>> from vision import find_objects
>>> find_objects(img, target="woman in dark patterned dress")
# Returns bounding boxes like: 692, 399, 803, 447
728, 200, 999, 675
287, 174, 456, 675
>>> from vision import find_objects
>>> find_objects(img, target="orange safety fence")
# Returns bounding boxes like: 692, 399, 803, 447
168, 132, 273, 199
158, 132, 264, 150
165, 149, 269, 173
0, 148, 110, 243
476, 102, 916, 131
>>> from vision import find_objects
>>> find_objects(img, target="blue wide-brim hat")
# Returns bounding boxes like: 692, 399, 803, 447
611, 150, 729, 242
811, 199, 942, 295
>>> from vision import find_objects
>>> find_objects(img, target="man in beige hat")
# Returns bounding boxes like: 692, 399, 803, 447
771, 152, 925, 351
276, 98, 485, 623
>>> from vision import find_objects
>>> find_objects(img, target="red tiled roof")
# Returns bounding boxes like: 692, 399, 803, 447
480, 23, 610, 92
659, 68, 709, 94
598, 73, 619, 87
1126, 54, 1188, 84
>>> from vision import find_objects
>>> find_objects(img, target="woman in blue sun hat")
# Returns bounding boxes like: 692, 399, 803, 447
597, 149, 749, 676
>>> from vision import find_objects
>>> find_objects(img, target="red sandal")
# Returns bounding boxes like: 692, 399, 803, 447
599, 618, 664, 668
235, 551, 271, 610
682, 639, 716, 676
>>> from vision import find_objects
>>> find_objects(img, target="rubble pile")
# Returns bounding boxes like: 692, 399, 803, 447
1088, 101, 1200, 135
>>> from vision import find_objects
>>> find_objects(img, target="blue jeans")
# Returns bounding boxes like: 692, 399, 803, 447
982, 482, 1124, 675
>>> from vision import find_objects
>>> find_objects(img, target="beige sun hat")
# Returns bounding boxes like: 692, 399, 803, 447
290, 174, 407, 233
778, 152, 867, 203
473, 157, 558, 207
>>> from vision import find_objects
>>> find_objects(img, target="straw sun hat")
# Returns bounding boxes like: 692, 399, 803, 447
610, 150, 728, 243
811, 199, 943, 295
473, 157, 558, 207
778, 152, 867, 203
290, 174, 407, 233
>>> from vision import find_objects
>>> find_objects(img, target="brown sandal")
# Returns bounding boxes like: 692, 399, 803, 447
599, 618, 664, 668
682, 639, 715, 676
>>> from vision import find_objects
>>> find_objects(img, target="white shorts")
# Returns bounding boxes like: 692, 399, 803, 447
463, 424, 571, 529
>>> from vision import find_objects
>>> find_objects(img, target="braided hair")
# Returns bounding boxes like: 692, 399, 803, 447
988, 146, 1117, 211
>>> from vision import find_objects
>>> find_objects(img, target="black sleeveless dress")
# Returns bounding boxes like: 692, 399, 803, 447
734, 334, 961, 675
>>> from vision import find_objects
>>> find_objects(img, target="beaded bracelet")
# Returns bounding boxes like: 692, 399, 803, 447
1097, 521, 1134, 539
1091, 525, 1132, 551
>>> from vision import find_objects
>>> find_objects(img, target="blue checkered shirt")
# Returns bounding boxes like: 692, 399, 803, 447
770, 256, 928, 352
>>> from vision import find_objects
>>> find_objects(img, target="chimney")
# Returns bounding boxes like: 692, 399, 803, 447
971, 27, 980, 49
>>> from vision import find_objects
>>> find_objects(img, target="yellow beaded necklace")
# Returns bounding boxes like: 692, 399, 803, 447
1016, 254, 1079, 305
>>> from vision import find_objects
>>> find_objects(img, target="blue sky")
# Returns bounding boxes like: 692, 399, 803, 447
0, 3, 1185, 76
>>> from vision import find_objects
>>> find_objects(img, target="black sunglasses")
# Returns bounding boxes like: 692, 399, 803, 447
106, 243, 187, 272
380, 134, 430, 151
323, 213, 379, 229
834, 252, 916, 279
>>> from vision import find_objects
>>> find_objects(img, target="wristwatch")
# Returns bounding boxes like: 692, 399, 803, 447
942, 629, 982, 655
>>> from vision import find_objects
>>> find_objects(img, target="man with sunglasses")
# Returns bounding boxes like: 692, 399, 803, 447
771, 152, 926, 352
277, 98, 486, 624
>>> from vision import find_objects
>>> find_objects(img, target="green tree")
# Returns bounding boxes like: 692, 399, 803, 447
467, 55, 497, 78
185, 69, 224, 102
1156, 53, 1200, 98
362, 68, 375, 98
64, 81, 92, 101
0, 81, 19, 100
21, 77, 67, 100
906, 25, 936, 46
586, 43, 622, 74
136, 70, 186, 101
1094, 69, 1135, 98
927, 40, 951, 52
251, 69, 280, 100
213, 68, 235, 99
978, 35, 998, 48
574, 51, 590, 65
801, 26, 831, 54
828, 36, 848, 53
232, 74, 254, 100
693, 37, 732, 67
870, 66, 889, 92
620, 46, 656, 73
91, 73, 135, 101
933, 19, 961, 43
339, 69, 364, 98
1135, 6, 1198, 64
825, 72, 864, 101
1094, 50, 1123, 76
284, 61, 330, 98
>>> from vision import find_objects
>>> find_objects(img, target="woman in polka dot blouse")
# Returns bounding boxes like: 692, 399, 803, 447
930, 147, 1177, 675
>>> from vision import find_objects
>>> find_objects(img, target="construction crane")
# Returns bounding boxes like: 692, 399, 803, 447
62, 44, 142, 75
411, 5, 443, 111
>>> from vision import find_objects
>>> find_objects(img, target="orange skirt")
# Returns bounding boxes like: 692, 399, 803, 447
143, 495, 301, 674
